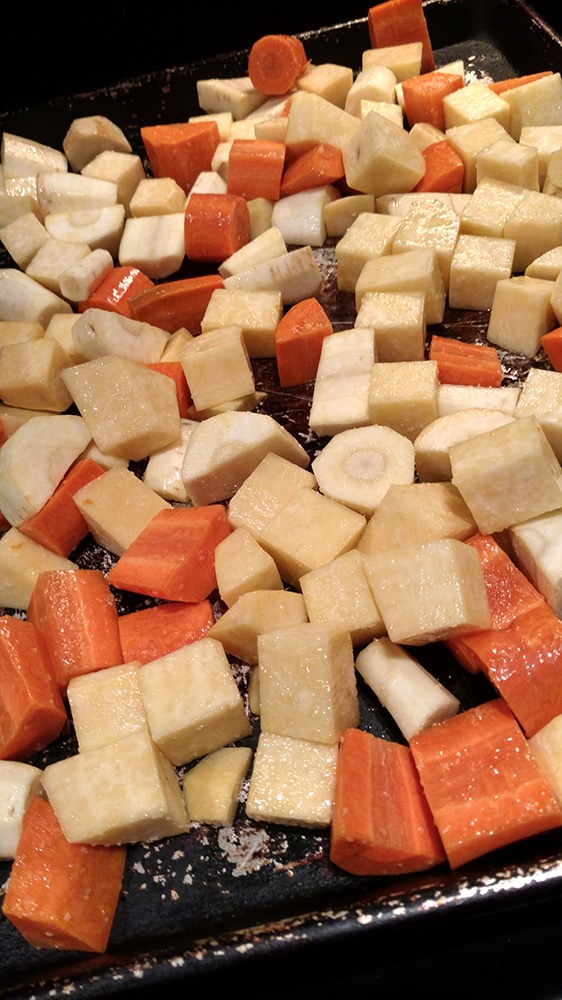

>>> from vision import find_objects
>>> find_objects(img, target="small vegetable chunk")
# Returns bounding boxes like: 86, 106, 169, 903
245, 732, 337, 828
248, 34, 309, 96
183, 746, 252, 826
0, 760, 42, 859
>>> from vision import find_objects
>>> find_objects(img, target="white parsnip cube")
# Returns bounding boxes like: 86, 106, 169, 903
44, 205, 125, 257
45, 312, 87, 364
0, 528, 76, 611
356, 481, 476, 555
207, 589, 307, 665
0, 761, 42, 859
1, 132, 67, 179
138, 639, 251, 766
36, 171, 118, 216
356, 290, 425, 361
62, 115, 131, 172
0, 211, 48, 269
26, 238, 91, 296
487, 275, 556, 357
344, 65, 397, 116
364, 537, 491, 645
41, 729, 189, 845
391, 198, 460, 292
81, 150, 146, 213
129, 177, 187, 217
300, 548, 385, 646
509, 509, 562, 618
526, 246, 562, 281
197, 77, 267, 120
218, 226, 286, 278
529, 715, 562, 808
309, 326, 376, 437
355, 637, 460, 739
520, 124, 562, 187
72, 307, 169, 364
368, 359, 439, 441
355, 247, 445, 324
446, 119, 514, 192
227, 452, 316, 537
515, 367, 562, 461
180, 325, 254, 411
335, 212, 400, 292
0, 268, 72, 325
67, 661, 148, 752
503, 72, 562, 140
296, 62, 354, 108
271, 185, 340, 248
118, 213, 185, 280
503, 190, 562, 273
284, 91, 359, 155
200, 287, 283, 358
448, 233, 515, 311
362, 42, 423, 81
0, 338, 73, 412
438, 382, 520, 416
214, 527, 283, 607
183, 746, 252, 826
222, 246, 322, 305
443, 83, 510, 131
476, 138, 539, 190
0, 320, 43, 349
450, 415, 562, 533
143, 419, 197, 503
459, 177, 525, 238
73, 465, 170, 556
342, 111, 425, 196
323, 194, 376, 237
414, 408, 515, 482
246, 732, 337, 828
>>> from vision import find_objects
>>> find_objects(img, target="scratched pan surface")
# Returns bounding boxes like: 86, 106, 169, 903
2, 1, 562, 996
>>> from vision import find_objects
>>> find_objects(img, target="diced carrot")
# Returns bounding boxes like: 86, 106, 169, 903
368, 0, 436, 74
141, 120, 220, 194
107, 505, 231, 603
128, 273, 224, 335
429, 335, 503, 387
227, 139, 286, 201
330, 728, 445, 876
19, 458, 106, 557
146, 361, 192, 418
184, 193, 250, 264
489, 71, 553, 95
402, 71, 465, 131
27, 569, 123, 692
541, 326, 562, 372
2, 796, 126, 952
274, 297, 333, 388
0, 615, 66, 760
78, 266, 155, 317
280, 143, 345, 197
118, 599, 215, 665
410, 698, 562, 869
459, 533, 546, 630
248, 34, 309, 96
414, 139, 465, 193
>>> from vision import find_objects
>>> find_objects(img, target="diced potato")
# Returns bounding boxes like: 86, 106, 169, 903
284, 91, 359, 155
355, 247, 445, 324
443, 83, 510, 131
200, 287, 283, 358
0, 268, 73, 325
67, 661, 148, 752
342, 111, 425, 196
503, 189, 562, 273
182, 746, 252, 826
335, 212, 400, 292
459, 177, 526, 238
503, 72, 562, 141
362, 42, 423, 82
0, 320, 43, 349
323, 194, 376, 238
180, 325, 254, 411
446, 118, 514, 192
245, 732, 338, 828
271, 185, 340, 248
391, 198, 460, 292
476, 138, 539, 191
344, 65, 398, 116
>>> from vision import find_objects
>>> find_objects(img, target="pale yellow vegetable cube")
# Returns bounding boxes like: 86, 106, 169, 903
300, 548, 385, 647
245, 733, 337, 828
308, 327, 376, 437
180, 325, 254, 411
208, 590, 307, 665
448, 233, 515, 310
62, 115, 132, 172
515, 367, 562, 462
446, 119, 514, 192
0, 320, 43, 349
26, 237, 90, 295
62, 355, 181, 461
529, 715, 562, 808
509, 508, 562, 618
0, 761, 42, 860
143, 419, 197, 503
284, 91, 359, 155
296, 63, 354, 109
128, 177, 186, 217
443, 83, 510, 131
138, 638, 251, 766
476, 138, 539, 190
259, 487, 366, 588
41, 729, 188, 845
355, 247, 445, 324
0, 337, 73, 412
355, 290, 425, 361
227, 452, 316, 537
335, 212, 400, 292
0, 211, 48, 269
0, 528, 76, 610
214, 526, 283, 607
503, 73, 562, 141
364, 537, 491, 645
356, 481, 477, 555
182, 747, 252, 826
487, 275, 556, 357
450, 415, 562, 533
67, 661, 148, 752
200, 287, 283, 358
323, 194, 376, 238
359, 101, 403, 128
342, 111, 424, 196
196, 77, 267, 120
44, 312, 87, 364
526, 246, 562, 281
344, 65, 398, 117
362, 41, 423, 81
414, 408, 515, 481
391, 198, 461, 291
82, 150, 146, 214
503, 190, 562, 272
218, 227, 286, 279
368, 360, 439, 441
520, 124, 562, 187
118, 213, 185, 280
459, 177, 526, 238
258, 623, 358, 744
437, 382, 520, 417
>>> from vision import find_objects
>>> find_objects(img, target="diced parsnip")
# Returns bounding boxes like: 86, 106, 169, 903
45, 312, 87, 364
437, 383, 521, 416
509, 508, 562, 618
247, 198, 275, 239
309, 327, 376, 437
26, 238, 91, 296
129, 177, 187, 217
363, 537, 491, 645
450, 415, 562, 534
0, 337, 73, 412
391, 198, 461, 292
442, 83, 510, 131
355, 290, 426, 361
335, 212, 401, 293
0, 212, 48, 269
1, 132, 67, 179
284, 91, 359, 155
300, 548, 385, 647
36, 172, 118, 216
323, 194, 376, 238
446, 119, 514, 193
207, 589, 307, 664
312, 424, 415, 517
62, 355, 181, 462
245, 732, 338, 828
476, 138, 539, 191
58, 248, 113, 302
362, 42, 423, 82
258, 623, 359, 744
181, 410, 309, 507
44, 204, 125, 256
196, 77, 268, 120
0, 414, 91, 527
526, 246, 562, 281
258, 487, 365, 588
447, 233, 515, 310
271, 185, 340, 248
67, 662, 148, 752
356, 482, 477, 555
218, 226, 286, 278
62, 115, 132, 172
355, 636, 460, 740
0, 268, 73, 325
0, 320, 43, 349
344, 65, 398, 116
143, 419, 198, 503
360, 99, 403, 127
214, 526, 283, 607
516, 367, 562, 461
180, 325, 254, 411
0, 761, 43, 860
0, 528, 77, 611
342, 111, 425, 196
0, 190, 40, 228
487, 275, 557, 357
200, 287, 283, 358
182, 746, 252, 826
355, 247, 445, 325
503, 190, 562, 273
296, 63, 354, 109
408, 121, 446, 151
368, 360, 439, 442
459, 177, 525, 238
414, 408, 515, 481
72, 307, 169, 364
377, 191, 469, 216
137, 638, 251, 766
520, 125, 562, 187
222, 245, 323, 305
187, 390, 265, 421
73, 465, 171, 556
226, 452, 316, 537
41, 728, 189, 845
118, 213, 185, 280
81, 150, 146, 214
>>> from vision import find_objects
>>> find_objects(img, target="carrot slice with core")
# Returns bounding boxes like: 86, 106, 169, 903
248, 34, 308, 95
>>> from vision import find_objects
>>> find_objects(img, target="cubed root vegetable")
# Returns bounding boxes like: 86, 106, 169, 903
541, 327, 562, 372
368, 0, 436, 74
488, 71, 553, 95
27, 569, 123, 692
410, 698, 562, 869
402, 72, 465, 132
274, 296, 333, 387
0, 615, 67, 760
146, 361, 192, 418
141, 120, 220, 194
248, 34, 309, 95
414, 140, 465, 194
78, 265, 154, 318
2, 796, 126, 952
18, 458, 106, 557
184, 193, 250, 263
280, 143, 345, 197
107, 505, 231, 602
118, 599, 215, 665
128, 274, 224, 335
330, 728, 445, 875
227, 139, 286, 201
429, 335, 503, 387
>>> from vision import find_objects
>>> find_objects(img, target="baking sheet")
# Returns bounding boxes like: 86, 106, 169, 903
2, 1, 562, 995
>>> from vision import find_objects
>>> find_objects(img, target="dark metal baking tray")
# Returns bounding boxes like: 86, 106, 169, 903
2, 1, 562, 996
